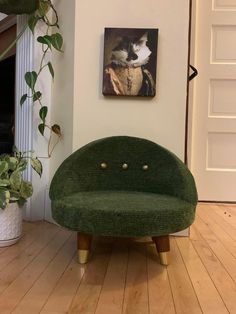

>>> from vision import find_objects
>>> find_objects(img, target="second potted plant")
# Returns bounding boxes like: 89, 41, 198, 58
0, 147, 42, 246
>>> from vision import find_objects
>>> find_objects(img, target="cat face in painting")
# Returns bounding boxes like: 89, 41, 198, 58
111, 33, 152, 67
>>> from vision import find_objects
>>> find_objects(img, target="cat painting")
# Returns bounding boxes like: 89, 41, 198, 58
103, 28, 158, 97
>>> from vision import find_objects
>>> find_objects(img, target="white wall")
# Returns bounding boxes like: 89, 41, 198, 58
72, 0, 190, 160
50, 0, 190, 176
49, 0, 76, 179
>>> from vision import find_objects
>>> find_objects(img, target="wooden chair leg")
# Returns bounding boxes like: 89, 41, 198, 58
77, 232, 92, 264
152, 235, 170, 266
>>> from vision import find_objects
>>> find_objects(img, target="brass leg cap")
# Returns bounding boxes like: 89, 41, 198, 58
78, 249, 89, 264
159, 251, 170, 266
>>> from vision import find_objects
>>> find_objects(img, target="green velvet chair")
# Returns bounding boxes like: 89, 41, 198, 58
49, 136, 198, 265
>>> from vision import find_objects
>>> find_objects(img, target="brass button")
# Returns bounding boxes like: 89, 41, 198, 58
100, 162, 107, 169
142, 165, 149, 171
122, 163, 128, 170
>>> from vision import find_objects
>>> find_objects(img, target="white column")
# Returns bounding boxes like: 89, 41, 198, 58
15, 15, 34, 220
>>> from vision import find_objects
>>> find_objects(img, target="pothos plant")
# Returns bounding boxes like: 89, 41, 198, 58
0, 147, 42, 209
0, 0, 63, 157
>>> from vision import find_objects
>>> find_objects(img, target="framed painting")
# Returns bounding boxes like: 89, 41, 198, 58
102, 27, 159, 97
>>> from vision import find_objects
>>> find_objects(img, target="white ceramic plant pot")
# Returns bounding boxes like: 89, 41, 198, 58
0, 203, 22, 247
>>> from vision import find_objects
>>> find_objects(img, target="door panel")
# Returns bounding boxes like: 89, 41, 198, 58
191, 0, 236, 201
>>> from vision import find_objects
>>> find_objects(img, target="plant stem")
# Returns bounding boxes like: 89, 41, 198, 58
0, 23, 28, 61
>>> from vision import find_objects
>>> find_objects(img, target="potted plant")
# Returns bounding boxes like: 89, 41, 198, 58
0, 147, 42, 247
0, 0, 63, 157
0, 0, 39, 15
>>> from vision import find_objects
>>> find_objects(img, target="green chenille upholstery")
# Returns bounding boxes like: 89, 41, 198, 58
50, 136, 198, 237
0, 0, 38, 14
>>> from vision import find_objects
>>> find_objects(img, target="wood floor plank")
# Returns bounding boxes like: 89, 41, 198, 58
0, 221, 54, 270
40, 254, 86, 314
167, 238, 202, 314
12, 234, 76, 313
0, 223, 59, 295
217, 204, 236, 226
69, 240, 112, 314
0, 204, 235, 313
198, 204, 236, 241
212, 204, 236, 229
194, 215, 236, 282
122, 242, 149, 314
147, 244, 175, 314
95, 242, 128, 314
176, 236, 228, 314
197, 205, 236, 257
0, 228, 71, 313
0, 220, 35, 259
190, 225, 236, 313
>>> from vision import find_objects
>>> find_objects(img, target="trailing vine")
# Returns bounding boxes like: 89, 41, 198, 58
1, 0, 63, 158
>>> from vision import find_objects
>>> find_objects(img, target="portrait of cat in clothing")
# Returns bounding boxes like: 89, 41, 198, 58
103, 28, 158, 97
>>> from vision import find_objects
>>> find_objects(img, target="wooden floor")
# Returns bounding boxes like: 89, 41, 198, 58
0, 203, 235, 314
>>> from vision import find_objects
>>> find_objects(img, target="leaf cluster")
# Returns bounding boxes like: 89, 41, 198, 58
20, 0, 62, 152
0, 147, 42, 209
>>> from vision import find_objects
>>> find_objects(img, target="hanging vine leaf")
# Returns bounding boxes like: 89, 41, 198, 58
48, 62, 54, 78
25, 71, 38, 90
38, 123, 45, 136
20, 94, 28, 106
39, 106, 48, 122
37, 35, 52, 49
52, 124, 61, 136
28, 15, 40, 34
30, 158, 43, 177
51, 33, 63, 52
33, 91, 42, 102
38, 0, 50, 17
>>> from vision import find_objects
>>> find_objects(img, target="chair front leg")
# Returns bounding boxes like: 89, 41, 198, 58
152, 235, 170, 266
77, 232, 92, 264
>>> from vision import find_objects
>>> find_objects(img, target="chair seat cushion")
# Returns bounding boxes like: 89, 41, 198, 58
51, 191, 196, 237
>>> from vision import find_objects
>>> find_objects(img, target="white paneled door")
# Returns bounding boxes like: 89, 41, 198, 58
191, 0, 236, 201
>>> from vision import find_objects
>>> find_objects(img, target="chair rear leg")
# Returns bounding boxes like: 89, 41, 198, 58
152, 235, 170, 266
77, 232, 92, 264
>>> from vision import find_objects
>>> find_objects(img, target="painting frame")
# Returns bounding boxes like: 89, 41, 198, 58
102, 27, 159, 97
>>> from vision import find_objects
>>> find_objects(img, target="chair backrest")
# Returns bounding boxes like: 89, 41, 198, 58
49, 136, 198, 205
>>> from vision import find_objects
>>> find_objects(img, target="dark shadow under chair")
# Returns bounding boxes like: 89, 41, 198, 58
49, 136, 198, 265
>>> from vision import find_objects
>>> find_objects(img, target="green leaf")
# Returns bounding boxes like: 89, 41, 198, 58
51, 33, 63, 52
38, 123, 45, 136
25, 71, 38, 90
33, 91, 42, 102
0, 189, 10, 209
51, 124, 61, 136
13, 146, 21, 159
39, 106, 48, 122
37, 35, 52, 49
20, 181, 33, 200
38, 0, 50, 16
17, 160, 27, 172
28, 15, 40, 34
31, 158, 43, 177
10, 171, 22, 190
48, 62, 54, 78
0, 161, 8, 176
20, 94, 27, 106
0, 179, 10, 187
8, 157, 18, 171
9, 191, 20, 202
